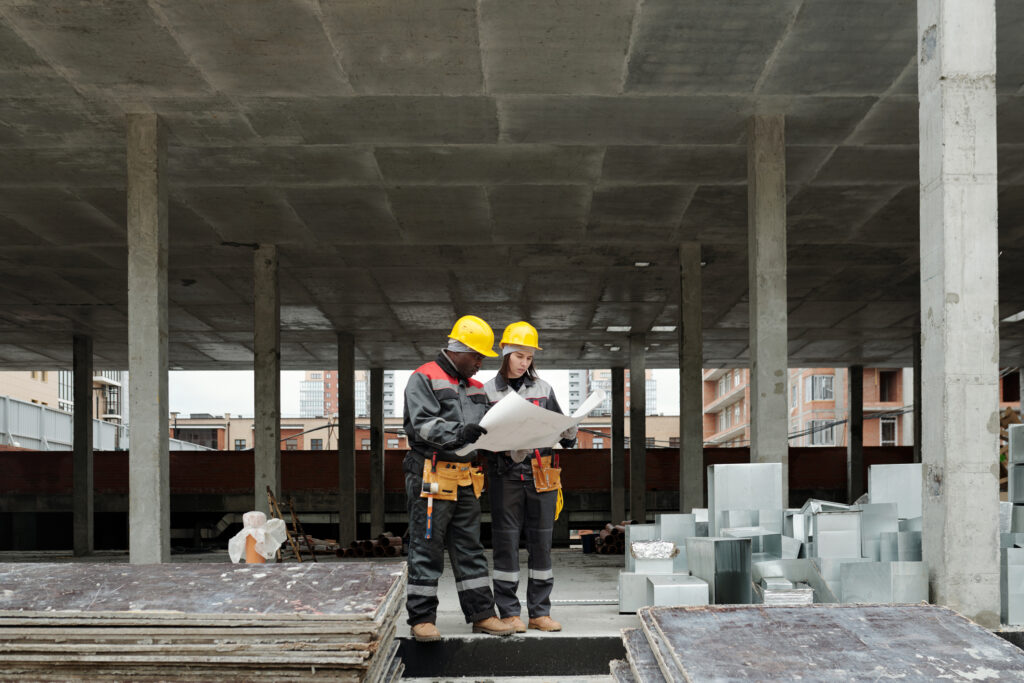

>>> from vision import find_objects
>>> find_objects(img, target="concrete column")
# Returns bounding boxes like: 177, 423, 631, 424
369, 367, 385, 537
918, 0, 1000, 627
337, 333, 356, 545
126, 113, 169, 564
679, 243, 704, 512
747, 114, 789, 506
913, 331, 923, 462
253, 244, 280, 516
72, 334, 93, 556
847, 366, 864, 503
610, 367, 626, 524
629, 334, 647, 523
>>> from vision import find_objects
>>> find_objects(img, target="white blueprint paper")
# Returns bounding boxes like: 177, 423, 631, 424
455, 389, 606, 456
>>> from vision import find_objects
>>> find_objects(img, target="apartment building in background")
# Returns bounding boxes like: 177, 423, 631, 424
0, 370, 127, 425
702, 368, 751, 447
303, 370, 397, 418
567, 369, 657, 416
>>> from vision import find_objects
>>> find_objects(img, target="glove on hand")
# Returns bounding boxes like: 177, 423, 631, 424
559, 437, 577, 449
460, 423, 488, 445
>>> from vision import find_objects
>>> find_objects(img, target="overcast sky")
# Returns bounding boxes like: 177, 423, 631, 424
168, 368, 680, 419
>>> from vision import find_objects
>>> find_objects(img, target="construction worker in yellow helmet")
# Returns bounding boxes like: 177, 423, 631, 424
402, 314, 513, 642
482, 321, 576, 633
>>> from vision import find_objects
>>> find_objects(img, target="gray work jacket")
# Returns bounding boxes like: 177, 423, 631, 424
403, 351, 489, 463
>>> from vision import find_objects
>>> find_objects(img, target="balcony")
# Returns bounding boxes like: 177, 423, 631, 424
704, 382, 745, 414
706, 421, 748, 445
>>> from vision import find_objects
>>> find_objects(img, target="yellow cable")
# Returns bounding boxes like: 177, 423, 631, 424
555, 488, 564, 520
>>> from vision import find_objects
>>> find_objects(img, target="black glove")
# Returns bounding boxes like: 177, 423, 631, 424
559, 437, 576, 449
459, 423, 487, 445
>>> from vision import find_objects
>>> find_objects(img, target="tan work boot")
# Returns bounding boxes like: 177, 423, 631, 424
528, 615, 562, 632
501, 615, 527, 633
411, 622, 441, 642
472, 615, 515, 636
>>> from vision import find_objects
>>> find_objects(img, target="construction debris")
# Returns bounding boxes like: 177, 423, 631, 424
336, 533, 406, 559
0, 562, 406, 681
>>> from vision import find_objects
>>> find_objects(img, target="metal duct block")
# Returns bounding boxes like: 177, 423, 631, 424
686, 537, 752, 605
897, 531, 921, 561
840, 561, 928, 604
1001, 548, 1024, 626
781, 536, 803, 560
655, 513, 696, 544
693, 508, 708, 523
1011, 464, 1024, 505
813, 557, 871, 599
695, 522, 709, 537
1002, 501, 1014, 534
856, 503, 898, 561
762, 577, 792, 590
787, 512, 809, 542
764, 586, 814, 606
1014, 506, 1024, 534
899, 516, 922, 532
879, 532, 898, 562
723, 509, 758, 528
619, 571, 669, 614
759, 508, 785, 534
868, 463, 922, 519
1002, 533, 1024, 549
799, 499, 851, 515
752, 558, 838, 603
722, 528, 781, 558
646, 575, 709, 607
1011, 424, 1024, 464
634, 556, 674, 574
624, 524, 656, 573
812, 510, 862, 559
707, 463, 782, 536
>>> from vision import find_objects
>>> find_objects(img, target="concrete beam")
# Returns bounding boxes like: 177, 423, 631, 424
917, 0, 1000, 627
747, 114, 789, 506
913, 331, 922, 463
847, 365, 864, 503
126, 113, 169, 564
629, 334, 647, 523
72, 334, 93, 557
253, 244, 280, 516
337, 333, 356, 545
610, 366, 626, 524
370, 366, 385, 537
679, 242, 704, 512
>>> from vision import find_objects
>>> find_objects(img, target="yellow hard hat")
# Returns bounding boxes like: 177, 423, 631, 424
448, 315, 499, 357
499, 321, 542, 350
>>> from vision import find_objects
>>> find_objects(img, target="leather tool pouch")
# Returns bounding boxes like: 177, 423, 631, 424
421, 460, 459, 501
531, 455, 562, 493
470, 469, 485, 498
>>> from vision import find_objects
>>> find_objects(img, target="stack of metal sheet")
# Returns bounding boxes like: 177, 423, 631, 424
0, 562, 406, 681
707, 463, 782, 536
612, 604, 1024, 681
868, 463, 922, 519
685, 537, 751, 604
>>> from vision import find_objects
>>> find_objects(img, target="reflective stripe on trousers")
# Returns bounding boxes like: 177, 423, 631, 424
488, 473, 556, 618
404, 453, 497, 625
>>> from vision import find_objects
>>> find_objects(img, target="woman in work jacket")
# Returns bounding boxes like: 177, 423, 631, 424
483, 321, 577, 633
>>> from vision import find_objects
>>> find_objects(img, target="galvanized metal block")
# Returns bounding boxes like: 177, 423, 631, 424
1001, 548, 1024, 626
786, 512, 809, 542
1014, 506, 1024, 534
856, 503, 899, 561
646, 575, 709, 607
752, 558, 838, 603
624, 524, 656, 573
812, 510, 862, 559
1002, 532, 1024, 549
1002, 501, 1015, 534
686, 537, 752, 605
655, 513, 696, 544
781, 536, 803, 560
813, 557, 871, 600
721, 527, 781, 558
634, 556, 674, 574
880, 531, 921, 562
693, 508, 708, 523
695, 521, 709, 537
723, 509, 758, 528
758, 508, 785, 534
840, 561, 928, 604
619, 570, 671, 614
1011, 424, 1024, 464
899, 516, 922, 532
1011, 464, 1024, 505
868, 463, 922, 519
707, 463, 782, 536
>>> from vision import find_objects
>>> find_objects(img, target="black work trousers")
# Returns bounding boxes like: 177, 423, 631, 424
488, 474, 556, 618
404, 453, 497, 626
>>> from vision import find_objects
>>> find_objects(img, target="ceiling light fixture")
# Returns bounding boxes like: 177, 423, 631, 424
1002, 310, 1024, 323
606, 325, 632, 332
651, 325, 676, 332
634, 261, 651, 267
609, 346, 621, 352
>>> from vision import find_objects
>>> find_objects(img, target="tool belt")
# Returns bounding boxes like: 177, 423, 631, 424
531, 453, 562, 493
421, 459, 484, 501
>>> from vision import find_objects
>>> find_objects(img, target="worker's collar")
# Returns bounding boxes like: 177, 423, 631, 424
494, 372, 533, 392
437, 350, 471, 385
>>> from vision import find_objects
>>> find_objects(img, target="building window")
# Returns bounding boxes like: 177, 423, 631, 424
791, 383, 797, 408
285, 439, 298, 450
669, 437, 679, 448
809, 420, 835, 446
311, 372, 322, 379
234, 439, 246, 450
361, 439, 371, 449
733, 371, 741, 387
880, 418, 897, 446
879, 370, 899, 402
805, 375, 834, 401
593, 437, 605, 449
310, 438, 323, 450
387, 438, 399, 448
645, 437, 655, 447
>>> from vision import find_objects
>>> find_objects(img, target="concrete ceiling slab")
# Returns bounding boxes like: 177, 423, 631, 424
0, 1, 1021, 369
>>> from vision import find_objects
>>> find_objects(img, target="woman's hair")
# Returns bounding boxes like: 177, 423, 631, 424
499, 351, 539, 380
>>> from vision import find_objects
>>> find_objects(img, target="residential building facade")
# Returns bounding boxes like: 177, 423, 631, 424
567, 369, 657, 417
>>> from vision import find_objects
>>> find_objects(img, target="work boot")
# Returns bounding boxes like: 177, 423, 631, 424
528, 615, 562, 632
472, 616, 515, 636
501, 615, 527, 633
411, 622, 441, 642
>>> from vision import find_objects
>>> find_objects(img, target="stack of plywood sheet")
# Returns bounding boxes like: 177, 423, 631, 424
0, 562, 406, 681
613, 604, 1024, 682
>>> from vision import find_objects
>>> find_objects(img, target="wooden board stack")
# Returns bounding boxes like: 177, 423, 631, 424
0, 562, 406, 681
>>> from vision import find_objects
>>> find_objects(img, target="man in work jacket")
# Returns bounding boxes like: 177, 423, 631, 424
402, 315, 515, 642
